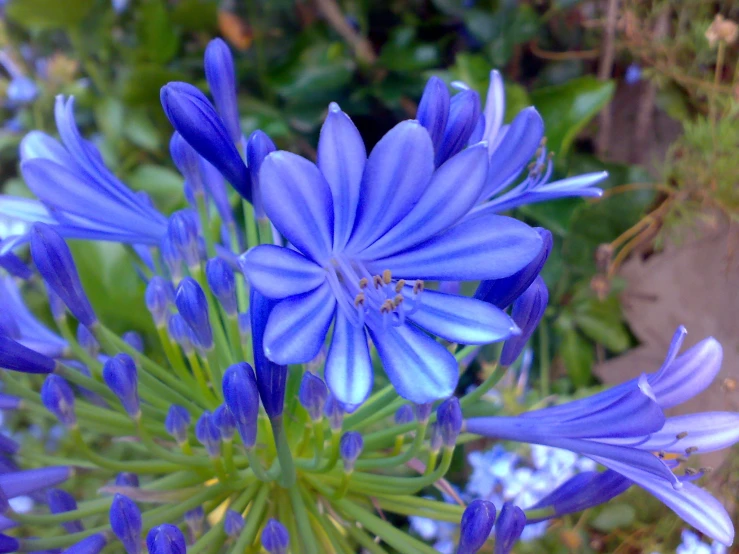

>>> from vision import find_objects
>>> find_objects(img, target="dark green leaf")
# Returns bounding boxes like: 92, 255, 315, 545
573, 294, 631, 353
170, 0, 218, 33
137, 0, 181, 65
122, 65, 188, 106
591, 504, 636, 532
6, 0, 95, 30
557, 325, 593, 387
127, 165, 185, 213
123, 111, 162, 152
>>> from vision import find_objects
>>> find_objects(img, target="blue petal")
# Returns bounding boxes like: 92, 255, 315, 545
250, 289, 287, 418
19, 131, 69, 166
500, 276, 548, 366
417, 76, 450, 153
325, 313, 373, 406
240, 245, 326, 299
260, 151, 334, 265
366, 213, 542, 281
263, 282, 336, 364
346, 121, 434, 255
368, 323, 457, 403
435, 89, 480, 167
407, 288, 516, 344
0, 196, 56, 224
317, 103, 366, 251
204, 38, 241, 144
361, 143, 489, 260
481, 107, 544, 200
482, 70, 505, 149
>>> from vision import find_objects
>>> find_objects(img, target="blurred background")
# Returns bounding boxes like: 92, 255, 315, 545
0, 0, 737, 552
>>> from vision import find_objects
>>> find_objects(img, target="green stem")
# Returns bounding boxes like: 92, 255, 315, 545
229, 484, 270, 553
271, 416, 296, 487
288, 485, 319, 554
70, 427, 179, 473
460, 363, 508, 409
354, 421, 427, 470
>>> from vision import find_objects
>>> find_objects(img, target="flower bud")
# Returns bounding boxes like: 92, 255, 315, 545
414, 402, 433, 423
429, 422, 443, 452
394, 405, 414, 425
204, 38, 241, 145
250, 289, 287, 418
0, 488, 8, 514
47, 488, 83, 533
261, 518, 290, 554
167, 211, 200, 269
458, 499, 496, 554
0, 467, 71, 498
417, 76, 450, 153
206, 258, 237, 316
0, 335, 55, 374
46, 284, 67, 320
146, 524, 186, 554
0, 535, 18, 553
0, 395, 20, 412
41, 375, 76, 427
103, 354, 140, 418
76, 324, 99, 358
0, 252, 31, 280
115, 473, 140, 488
160, 82, 251, 202
213, 405, 236, 440
500, 276, 548, 366
64, 534, 107, 554
340, 431, 363, 471
145, 277, 174, 327
245, 130, 276, 217
195, 411, 221, 457
324, 394, 344, 431
175, 277, 213, 350
170, 132, 204, 196
437, 397, 462, 448
222, 363, 260, 448
167, 314, 193, 353
475, 228, 553, 310
494, 503, 526, 554
0, 435, 17, 457
30, 223, 96, 326
299, 372, 328, 421
165, 405, 191, 445
122, 331, 144, 353
110, 494, 142, 554
201, 157, 233, 224
436, 89, 480, 167
224, 509, 244, 537
184, 506, 205, 537
161, 237, 183, 283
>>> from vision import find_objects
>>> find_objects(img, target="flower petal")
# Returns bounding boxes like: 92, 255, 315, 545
346, 121, 434, 255
366, 213, 542, 281
264, 282, 336, 364
260, 152, 334, 265
317, 103, 366, 251
435, 89, 480, 167
482, 70, 505, 149
368, 324, 457, 403
417, 76, 450, 153
240, 245, 326, 300
361, 143, 489, 260
407, 288, 516, 345
325, 313, 373, 406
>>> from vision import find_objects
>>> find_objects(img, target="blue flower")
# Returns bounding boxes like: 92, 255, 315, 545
241, 103, 542, 405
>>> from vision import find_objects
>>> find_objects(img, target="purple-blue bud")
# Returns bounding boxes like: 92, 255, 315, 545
167, 211, 200, 269
145, 276, 174, 326
195, 411, 221, 457
0, 311, 19, 339
76, 324, 99, 357
0, 395, 20, 411
63, 533, 107, 554
0, 535, 18, 554
222, 363, 260, 448
494, 503, 526, 554
30, 223, 96, 326
47, 489, 83, 533
339, 431, 363, 471
0, 335, 55, 374
175, 277, 213, 350
7, 76, 38, 105
250, 289, 287, 418
437, 397, 462, 448
500, 276, 548, 366
206, 258, 237, 316
160, 82, 251, 202
245, 130, 276, 217
475, 228, 553, 310
170, 132, 204, 196
414, 402, 433, 423
429, 422, 443, 452
122, 331, 144, 353
110, 494, 142, 554
46, 283, 67, 320
394, 405, 414, 425
0, 467, 71, 498
115, 473, 140, 488
261, 518, 290, 554
41, 375, 76, 427
237, 313, 250, 337
184, 506, 205, 536
146, 524, 186, 554
417, 76, 450, 153
103, 354, 140, 418
0, 488, 8, 514
161, 237, 184, 283
0, 253, 32, 280
167, 314, 194, 354
436, 89, 481, 166
201, 157, 233, 224
324, 394, 344, 431
165, 405, 190, 445
213, 405, 236, 440
298, 372, 328, 421
204, 38, 241, 145
458, 499, 496, 554
224, 509, 244, 537
0, 435, 17, 457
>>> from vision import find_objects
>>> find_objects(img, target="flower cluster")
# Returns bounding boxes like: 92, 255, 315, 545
0, 37, 735, 553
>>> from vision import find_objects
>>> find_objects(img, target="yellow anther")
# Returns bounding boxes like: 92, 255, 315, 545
380, 299, 394, 314
394, 279, 406, 293
373, 275, 383, 288
393, 295, 404, 307
413, 280, 425, 294
382, 269, 392, 284
354, 293, 365, 307
359, 277, 368, 289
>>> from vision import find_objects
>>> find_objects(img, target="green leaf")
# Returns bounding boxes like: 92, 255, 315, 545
573, 294, 631, 353
94, 97, 125, 144
378, 27, 439, 72
170, 0, 218, 33
123, 110, 161, 152
122, 65, 188, 106
6, 0, 95, 30
531, 76, 615, 157
557, 325, 593, 387
127, 165, 185, 213
590, 503, 636, 532
137, 0, 181, 65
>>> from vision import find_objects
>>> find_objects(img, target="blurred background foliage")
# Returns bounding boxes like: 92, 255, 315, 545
0, 0, 737, 551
